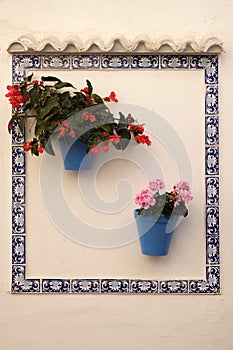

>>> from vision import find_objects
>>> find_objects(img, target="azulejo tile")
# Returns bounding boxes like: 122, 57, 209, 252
12, 266, 40, 293
12, 235, 26, 264
12, 146, 25, 175
101, 279, 129, 293
205, 116, 219, 145
42, 55, 70, 69
161, 55, 189, 69
42, 279, 70, 293
206, 147, 219, 175
206, 177, 219, 205
72, 279, 100, 293
131, 55, 159, 69
189, 266, 220, 294
101, 55, 130, 69
12, 55, 41, 83
12, 176, 25, 205
206, 206, 219, 235
159, 280, 188, 293
72, 55, 100, 69
206, 236, 220, 265
12, 206, 25, 234
190, 55, 218, 83
205, 86, 218, 114
130, 280, 158, 293
12, 121, 25, 144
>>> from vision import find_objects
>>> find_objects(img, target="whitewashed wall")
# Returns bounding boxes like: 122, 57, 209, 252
0, 1, 232, 349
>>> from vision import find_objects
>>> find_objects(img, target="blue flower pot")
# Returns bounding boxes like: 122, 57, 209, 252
134, 210, 177, 256
59, 136, 93, 170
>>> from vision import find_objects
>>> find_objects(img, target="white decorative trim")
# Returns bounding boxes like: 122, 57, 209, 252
7, 34, 223, 54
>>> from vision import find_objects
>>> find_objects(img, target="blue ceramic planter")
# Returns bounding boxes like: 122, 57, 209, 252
59, 136, 93, 170
134, 210, 177, 256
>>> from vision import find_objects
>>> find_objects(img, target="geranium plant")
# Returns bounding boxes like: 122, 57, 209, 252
6, 75, 152, 156
135, 179, 193, 218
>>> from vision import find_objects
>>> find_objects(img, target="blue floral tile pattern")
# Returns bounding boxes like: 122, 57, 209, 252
12, 55, 41, 83
131, 55, 159, 69
205, 116, 219, 145
206, 147, 219, 175
12, 266, 40, 293
12, 206, 25, 234
12, 176, 25, 205
190, 55, 218, 84
42, 55, 70, 69
206, 177, 219, 205
160, 280, 188, 293
161, 55, 189, 69
206, 236, 220, 264
205, 86, 218, 114
42, 279, 70, 293
189, 266, 220, 294
101, 279, 129, 293
12, 121, 25, 144
10, 53, 220, 295
72, 279, 100, 293
130, 280, 158, 293
101, 55, 130, 69
12, 235, 25, 264
12, 146, 25, 175
206, 207, 219, 235
72, 55, 100, 69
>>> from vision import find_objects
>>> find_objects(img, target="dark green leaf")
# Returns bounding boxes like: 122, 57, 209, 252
92, 94, 103, 104
41, 76, 61, 82
54, 81, 75, 90
86, 80, 93, 96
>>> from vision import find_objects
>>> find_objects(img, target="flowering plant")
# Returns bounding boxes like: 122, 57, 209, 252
6, 75, 151, 156
135, 179, 193, 218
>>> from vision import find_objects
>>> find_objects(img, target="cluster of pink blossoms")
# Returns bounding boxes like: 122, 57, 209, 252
172, 181, 193, 207
135, 179, 165, 209
135, 179, 193, 210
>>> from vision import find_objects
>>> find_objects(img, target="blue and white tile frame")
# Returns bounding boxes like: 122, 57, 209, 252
11, 53, 220, 294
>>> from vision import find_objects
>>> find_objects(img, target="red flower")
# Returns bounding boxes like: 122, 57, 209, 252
91, 145, 99, 155
82, 112, 89, 120
109, 134, 121, 144
69, 130, 75, 138
59, 127, 67, 136
89, 115, 96, 122
55, 121, 61, 126
5, 84, 26, 109
101, 142, 109, 153
104, 91, 118, 102
23, 142, 33, 152
134, 134, 152, 146
37, 145, 44, 154
81, 87, 89, 94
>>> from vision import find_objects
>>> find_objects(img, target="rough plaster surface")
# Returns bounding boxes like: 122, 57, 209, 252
0, 1, 233, 349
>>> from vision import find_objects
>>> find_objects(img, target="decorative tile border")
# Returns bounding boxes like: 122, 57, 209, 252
11, 53, 220, 294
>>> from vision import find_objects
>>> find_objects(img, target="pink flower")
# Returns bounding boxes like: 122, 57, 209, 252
89, 115, 96, 122
149, 179, 165, 192
91, 145, 99, 155
59, 127, 67, 136
175, 181, 190, 191
82, 112, 89, 120
63, 120, 69, 127
135, 188, 156, 209
69, 130, 75, 138
101, 143, 109, 153
109, 134, 121, 144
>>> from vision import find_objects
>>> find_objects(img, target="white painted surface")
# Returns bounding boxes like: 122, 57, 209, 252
0, 0, 232, 349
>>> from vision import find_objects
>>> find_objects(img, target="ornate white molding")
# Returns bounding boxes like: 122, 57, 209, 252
7, 34, 223, 54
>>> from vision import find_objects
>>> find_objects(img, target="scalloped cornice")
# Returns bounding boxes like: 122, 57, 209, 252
7, 35, 223, 54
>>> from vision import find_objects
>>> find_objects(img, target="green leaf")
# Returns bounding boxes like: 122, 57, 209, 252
92, 93, 103, 104
41, 76, 62, 82
54, 81, 75, 90
44, 139, 55, 156
86, 80, 93, 96
40, 98, 59, 118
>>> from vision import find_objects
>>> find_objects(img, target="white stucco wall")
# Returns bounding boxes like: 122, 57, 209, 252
0, 1, 233, 349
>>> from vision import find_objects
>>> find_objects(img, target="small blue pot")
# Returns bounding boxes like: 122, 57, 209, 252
134, 210, 177, 256
59, 136, 93, 170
